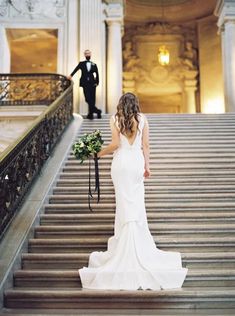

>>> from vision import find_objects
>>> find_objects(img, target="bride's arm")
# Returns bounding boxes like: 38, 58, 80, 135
97, 117, 120, 158
142, 115, 151, 178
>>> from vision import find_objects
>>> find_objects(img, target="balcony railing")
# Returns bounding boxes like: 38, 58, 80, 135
0, 73, 71, 105
0, 73, 73, 240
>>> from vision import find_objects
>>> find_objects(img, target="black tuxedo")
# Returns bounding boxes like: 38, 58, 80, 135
70, 61, 100, 116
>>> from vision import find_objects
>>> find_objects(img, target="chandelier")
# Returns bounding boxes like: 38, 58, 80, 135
157, 0, 170, 66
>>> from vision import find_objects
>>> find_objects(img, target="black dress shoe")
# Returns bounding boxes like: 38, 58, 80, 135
86, 113, 94, 120
97, 110, 102, 119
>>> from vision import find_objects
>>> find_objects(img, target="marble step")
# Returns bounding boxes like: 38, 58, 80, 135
65, 158, 235, 166
56, 178, 235, 185
33, 224, 235, 239
44, 202, 235, 213
80, 128, 235, 134
4, 288, 235, 309
53, 185, 235, 194
62, 164, 235, 172
80, 115, 235, 120
81, 122, 235, 127
48, 193, 235, 204
91, 138, 235, 144
68, 149, 235, 158
12, 269, 235, 288
78, 132, 235, 139
21, 252, 235, 270
74, 138, 235, 144
70, 144, 235, 150
1, 308, 235, 316
28, 236, 235, 253
59, 171, 235, 179
84, 117, 235, 121
40, 212, 235, 225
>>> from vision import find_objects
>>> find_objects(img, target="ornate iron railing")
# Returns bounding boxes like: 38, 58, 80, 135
0, 73, 73, 240
0, 73, 70, 105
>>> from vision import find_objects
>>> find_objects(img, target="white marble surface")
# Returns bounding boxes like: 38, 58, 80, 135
0, 106, 47, 153
79, 0, 106, 114
215, 0, 235, 112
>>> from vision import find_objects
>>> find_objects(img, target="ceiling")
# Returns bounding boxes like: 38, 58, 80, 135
125, 0, 217, 24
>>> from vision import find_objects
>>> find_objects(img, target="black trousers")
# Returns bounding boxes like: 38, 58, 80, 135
83, 85, 99, 115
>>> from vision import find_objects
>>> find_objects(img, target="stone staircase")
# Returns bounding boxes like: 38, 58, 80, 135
3, 113, 235, 312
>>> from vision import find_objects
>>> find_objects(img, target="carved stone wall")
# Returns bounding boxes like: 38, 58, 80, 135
123, 22, 199, 113
0, 0, 78, 74
0, 0, 66, 21
0, 0, 80, 111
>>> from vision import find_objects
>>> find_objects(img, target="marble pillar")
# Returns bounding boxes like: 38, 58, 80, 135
0, 26, 10, 73
183, 71, 198, 113
197, 16, 224, 114
79, 0, 106, 114
215, 0, 235, 112
184, 87, 197, 113
105, 3, 123, 113
67, 0, 79, 113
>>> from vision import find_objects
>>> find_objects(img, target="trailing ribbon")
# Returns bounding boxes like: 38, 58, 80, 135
88, 153, 100, 211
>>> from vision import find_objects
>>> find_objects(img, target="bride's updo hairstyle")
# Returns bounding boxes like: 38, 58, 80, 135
115, 92, 141, 137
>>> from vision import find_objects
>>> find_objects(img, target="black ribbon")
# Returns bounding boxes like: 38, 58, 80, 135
88, 153, 100, 211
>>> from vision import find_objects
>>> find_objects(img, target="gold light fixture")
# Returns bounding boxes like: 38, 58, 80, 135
158, 0, 170, 66
158, 45, 170, 66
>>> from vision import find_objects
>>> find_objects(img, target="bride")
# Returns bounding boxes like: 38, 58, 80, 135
79, 92, 188, 290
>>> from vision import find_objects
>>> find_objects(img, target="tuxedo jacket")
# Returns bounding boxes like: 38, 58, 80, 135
70, 61, 99, 88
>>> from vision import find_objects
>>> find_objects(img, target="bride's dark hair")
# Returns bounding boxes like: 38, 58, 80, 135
115, 92, 141, 136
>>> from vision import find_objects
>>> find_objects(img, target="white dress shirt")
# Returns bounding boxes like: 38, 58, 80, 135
86, 61, 91, 72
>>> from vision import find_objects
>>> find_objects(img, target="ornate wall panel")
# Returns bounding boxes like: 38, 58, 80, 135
123, 21, 199, 113
0, 0, 67, 21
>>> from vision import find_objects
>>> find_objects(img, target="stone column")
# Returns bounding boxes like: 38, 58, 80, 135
79, 0, 106, 114
0, 26, 10, 73
215, 0, 235, 112
183, 70, 198, 113
67, 0, 79, 113
105, 3, 123, 113
183, 86, 197, 113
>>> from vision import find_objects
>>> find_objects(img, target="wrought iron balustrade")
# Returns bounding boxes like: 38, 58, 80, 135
0, 73, 70, 105
0, 73, 73, 240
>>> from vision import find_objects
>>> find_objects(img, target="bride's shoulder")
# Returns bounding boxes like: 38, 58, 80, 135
110, 115, 120, 130
110, 114, 117, 123
139, 112, 147, 122
138, 113, 148, 129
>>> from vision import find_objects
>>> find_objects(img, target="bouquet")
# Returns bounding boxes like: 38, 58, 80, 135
72, 129, 104, 211
72, 129, 104, 163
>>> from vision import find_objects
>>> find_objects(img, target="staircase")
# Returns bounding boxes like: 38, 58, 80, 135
3, 113, 235, 312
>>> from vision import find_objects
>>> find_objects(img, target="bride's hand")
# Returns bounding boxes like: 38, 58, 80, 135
95, 151, 101, 159
144, 168, 151, 178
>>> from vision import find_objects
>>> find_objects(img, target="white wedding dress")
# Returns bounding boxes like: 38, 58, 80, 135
79, 113, 188, 290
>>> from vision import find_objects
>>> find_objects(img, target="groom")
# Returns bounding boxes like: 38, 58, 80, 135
68, 49, 102, 120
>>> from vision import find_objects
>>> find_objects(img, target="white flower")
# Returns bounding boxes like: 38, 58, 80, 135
80, 141, 85, 148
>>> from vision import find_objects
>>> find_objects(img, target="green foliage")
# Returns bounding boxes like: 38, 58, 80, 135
72, 129, 104, 163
